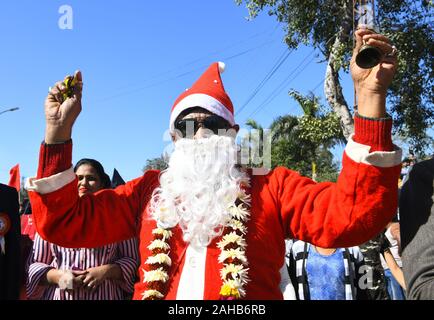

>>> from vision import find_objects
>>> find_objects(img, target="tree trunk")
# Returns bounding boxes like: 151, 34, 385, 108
324, 0, 354, 140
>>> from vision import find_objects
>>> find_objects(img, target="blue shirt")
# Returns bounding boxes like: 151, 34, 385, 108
306, 246, 346, 300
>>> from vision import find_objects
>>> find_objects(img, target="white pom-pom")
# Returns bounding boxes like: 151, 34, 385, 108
218, 62, 226, 73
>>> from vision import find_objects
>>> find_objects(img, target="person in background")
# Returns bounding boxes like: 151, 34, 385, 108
0, 183, 21, 300
359, 232, 391, 300
289, 240, 367, 300
380, 222, 406, 299
281, 239, 296, 300
17, 199, 34, 300
26, 159, 139, 300
400, 157, 434, 299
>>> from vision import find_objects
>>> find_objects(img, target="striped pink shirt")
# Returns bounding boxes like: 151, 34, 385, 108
26, 233, 139, 300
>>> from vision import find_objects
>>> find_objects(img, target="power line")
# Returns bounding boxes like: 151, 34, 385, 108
246, 49, 317, 119
311, 78, 325, 93
223, 40, 275, 61
236, 47, 293, 116
91, 27, 277, 100
93, 39, 275, 104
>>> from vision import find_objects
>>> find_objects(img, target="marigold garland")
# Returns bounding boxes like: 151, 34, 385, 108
142, 180, 251, 300
141, 228, 173, 300
217, 188, 251, 300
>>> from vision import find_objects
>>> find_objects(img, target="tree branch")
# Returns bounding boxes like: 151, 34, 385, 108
324, 0, 354, 140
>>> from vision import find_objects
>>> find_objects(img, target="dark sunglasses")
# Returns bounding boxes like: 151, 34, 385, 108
174, 115, 232, 137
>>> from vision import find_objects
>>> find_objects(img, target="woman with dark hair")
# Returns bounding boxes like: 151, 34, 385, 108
74, 158, 112, 196
26, 159, 139, 300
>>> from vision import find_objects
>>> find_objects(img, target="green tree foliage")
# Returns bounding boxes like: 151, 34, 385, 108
381, 1, 434, 152
236, 0, 433, 154
245, 92, 342, 182
143, 155, 168, 172
289, 90, 345, 147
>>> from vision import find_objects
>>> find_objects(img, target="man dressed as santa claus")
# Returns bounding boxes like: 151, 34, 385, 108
28, 29, 401, 300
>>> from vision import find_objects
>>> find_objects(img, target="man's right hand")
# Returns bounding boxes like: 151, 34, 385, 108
45, 70, 83, 144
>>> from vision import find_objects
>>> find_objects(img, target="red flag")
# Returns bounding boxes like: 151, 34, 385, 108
21, 214, 36, 241
8, 164, 20, 192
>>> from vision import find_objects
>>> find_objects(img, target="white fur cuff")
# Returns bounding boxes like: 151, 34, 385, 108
344, 134, 402, 168
25, 167, 75, 195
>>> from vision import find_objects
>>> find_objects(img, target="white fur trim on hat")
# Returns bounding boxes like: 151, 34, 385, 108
169, 93, 235, 133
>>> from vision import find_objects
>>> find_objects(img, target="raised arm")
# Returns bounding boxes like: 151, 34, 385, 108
271, 29, 401, 248
44, 70, 83, 144
27, 71, 159, 248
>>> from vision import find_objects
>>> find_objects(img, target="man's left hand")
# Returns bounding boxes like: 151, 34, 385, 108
351, 28, 398, 118
351, 29, 398, 95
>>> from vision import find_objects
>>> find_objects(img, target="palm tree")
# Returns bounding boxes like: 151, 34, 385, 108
269, 115, 299, 143
245, 90, 344, 181
289, 90, 345, 181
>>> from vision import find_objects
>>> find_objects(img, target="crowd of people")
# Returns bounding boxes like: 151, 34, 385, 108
1, 28, 433, 300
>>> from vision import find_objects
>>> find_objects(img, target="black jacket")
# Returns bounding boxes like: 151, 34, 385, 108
0, 183, 21, 300
401, 158, 434, 299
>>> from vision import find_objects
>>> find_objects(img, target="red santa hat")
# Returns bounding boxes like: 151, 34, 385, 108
169, 62, 235, 133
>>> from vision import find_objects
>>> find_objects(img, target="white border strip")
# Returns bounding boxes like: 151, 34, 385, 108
169, 93, 235, 133
25, 167, 76, 195
345, 134, 402, 168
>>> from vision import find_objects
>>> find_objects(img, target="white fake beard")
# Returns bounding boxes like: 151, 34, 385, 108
149, 135, 246, 247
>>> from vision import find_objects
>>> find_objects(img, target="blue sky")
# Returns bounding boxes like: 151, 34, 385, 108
0, 0, 353, 184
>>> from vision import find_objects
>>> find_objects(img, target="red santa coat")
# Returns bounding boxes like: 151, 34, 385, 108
27, 117, 401, 299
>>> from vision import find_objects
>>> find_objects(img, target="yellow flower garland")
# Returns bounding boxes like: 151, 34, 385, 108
142, 182, 251, 300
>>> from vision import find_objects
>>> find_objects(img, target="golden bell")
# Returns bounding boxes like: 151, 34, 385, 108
355, 44, 382, 69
